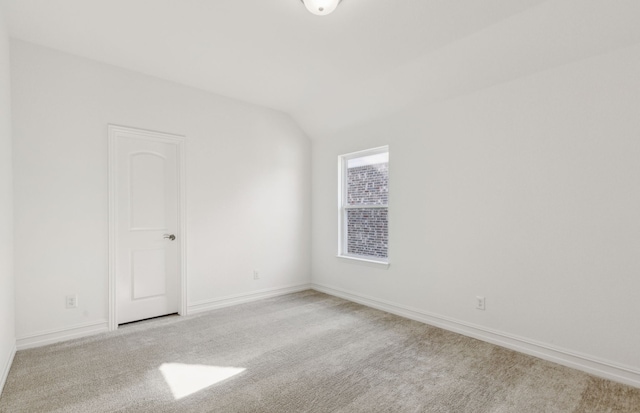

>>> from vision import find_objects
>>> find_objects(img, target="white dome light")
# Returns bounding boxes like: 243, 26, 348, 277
301, 0, 342, 16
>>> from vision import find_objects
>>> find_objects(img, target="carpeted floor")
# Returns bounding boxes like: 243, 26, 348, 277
1, 290, 639, 412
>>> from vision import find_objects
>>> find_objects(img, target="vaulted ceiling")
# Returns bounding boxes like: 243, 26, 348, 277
2, 0, 640, 138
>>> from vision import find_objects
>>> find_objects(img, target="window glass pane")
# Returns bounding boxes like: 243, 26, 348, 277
347, 208, 388, 258
347, 153, 388, 206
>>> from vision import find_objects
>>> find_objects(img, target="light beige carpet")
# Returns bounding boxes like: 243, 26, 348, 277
1, 290, 639, 412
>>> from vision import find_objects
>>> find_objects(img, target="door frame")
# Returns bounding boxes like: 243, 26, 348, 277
108, 124, 187, 331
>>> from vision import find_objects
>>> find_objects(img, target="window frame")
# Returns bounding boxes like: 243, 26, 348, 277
337, 145, 390, 267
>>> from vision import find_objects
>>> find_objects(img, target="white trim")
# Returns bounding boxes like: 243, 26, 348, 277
0, 343, 16, 396
336, 255, 390, 269
16, 321, 109, 350
311, 282, 640, 389
340, 145, 390, 160
108, 127, 117, 331
177, 134, 188, 318
108, 124, 187, 331
344, 204, 387, 210
187, 284, 312, 315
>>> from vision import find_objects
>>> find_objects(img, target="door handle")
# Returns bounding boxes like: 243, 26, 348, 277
163, 234, 176, 241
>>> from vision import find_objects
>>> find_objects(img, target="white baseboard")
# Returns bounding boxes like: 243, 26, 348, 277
312, 283, 640, 389
188, 283, 312, 315
16, 320, 109, 350
0, 343, 16, 396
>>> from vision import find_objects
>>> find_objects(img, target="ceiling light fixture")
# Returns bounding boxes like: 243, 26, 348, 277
301, 0, 342, 16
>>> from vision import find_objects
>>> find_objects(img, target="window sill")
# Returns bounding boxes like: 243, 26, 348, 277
336, 255, 390, 269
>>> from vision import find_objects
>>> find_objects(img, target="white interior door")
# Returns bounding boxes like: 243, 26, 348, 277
111, 127, 182, 325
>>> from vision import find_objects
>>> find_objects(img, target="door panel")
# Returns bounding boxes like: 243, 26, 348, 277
132, 249, 167, 299
115, 132, 180, 324
130, 153, 166, 230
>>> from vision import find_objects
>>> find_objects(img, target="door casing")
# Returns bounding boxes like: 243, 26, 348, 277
108, 124, 187, 331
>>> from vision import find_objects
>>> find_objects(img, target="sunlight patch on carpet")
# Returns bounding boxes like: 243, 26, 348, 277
159, 363, 246, 400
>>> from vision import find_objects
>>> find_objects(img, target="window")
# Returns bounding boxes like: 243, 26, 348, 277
338, 146, 389, 264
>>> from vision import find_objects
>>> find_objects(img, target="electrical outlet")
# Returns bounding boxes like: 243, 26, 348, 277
253, 270, 260, 280
476, 296, 485, 311
66, 294, 78, 309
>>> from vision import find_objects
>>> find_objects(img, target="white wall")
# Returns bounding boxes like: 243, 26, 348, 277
11, 41, 311, 344
0, 6, 15, 394
312, 44, 640, 384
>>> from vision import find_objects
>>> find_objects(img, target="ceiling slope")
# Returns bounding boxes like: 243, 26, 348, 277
2, 0, 640, 138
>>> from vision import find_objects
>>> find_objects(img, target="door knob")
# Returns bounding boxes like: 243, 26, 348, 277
163, 234, 176, 241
